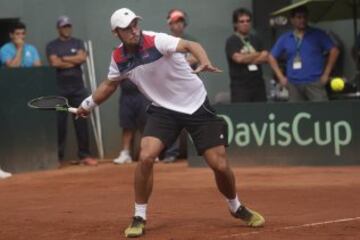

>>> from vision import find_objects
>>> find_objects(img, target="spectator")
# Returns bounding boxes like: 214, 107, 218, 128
268, 6, 339, 102
113, 79, 150, 164
0, 167, 11, 179
46, 16, 97, 166
0, 22, 41, 67
225, 8, 268, 103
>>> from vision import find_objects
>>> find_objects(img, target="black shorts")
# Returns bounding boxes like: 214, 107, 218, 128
143, 98, 228, 155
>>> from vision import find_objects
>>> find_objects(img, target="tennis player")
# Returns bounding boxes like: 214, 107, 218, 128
76, 8, 265, 238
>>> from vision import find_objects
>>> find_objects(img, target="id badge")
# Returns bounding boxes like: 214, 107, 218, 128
248, 64, 258, 71
293, 61, 302, 70
293, 55, 302, 70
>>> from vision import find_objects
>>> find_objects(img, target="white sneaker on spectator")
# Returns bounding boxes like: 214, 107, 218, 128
0, 168, 12, 179
113, 151, 132, 164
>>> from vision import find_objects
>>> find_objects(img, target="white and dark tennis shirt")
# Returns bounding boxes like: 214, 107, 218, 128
108, 31, 207, 114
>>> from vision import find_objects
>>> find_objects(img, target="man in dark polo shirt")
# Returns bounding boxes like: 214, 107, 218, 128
225, 8, 269, 103
268, 6, 339, 102
46, 16, 97, 166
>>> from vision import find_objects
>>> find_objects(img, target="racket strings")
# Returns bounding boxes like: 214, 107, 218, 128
28, 97, 68, 109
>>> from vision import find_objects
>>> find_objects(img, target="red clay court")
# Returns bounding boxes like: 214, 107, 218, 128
0, 161, 359, 240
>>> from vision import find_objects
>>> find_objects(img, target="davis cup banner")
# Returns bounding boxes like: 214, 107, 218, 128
187, 101, 360, 167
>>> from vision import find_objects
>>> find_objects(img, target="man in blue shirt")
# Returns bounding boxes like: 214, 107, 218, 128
269, 6, 339, 102
0, 22, 41, 67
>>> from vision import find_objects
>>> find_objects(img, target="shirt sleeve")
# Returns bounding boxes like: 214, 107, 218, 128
154, 33, 180, 56
271, 36, 285, 58
225, 36, 242, 59
30, 46, 40, 62
318, 30, 335, 52
107, 55, 125, 81
0, 45, 14, 63
78, 40, 86, 51
46, 42, 57, 57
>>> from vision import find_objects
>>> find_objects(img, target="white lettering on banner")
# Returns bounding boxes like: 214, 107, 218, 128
217, 112, 352, 156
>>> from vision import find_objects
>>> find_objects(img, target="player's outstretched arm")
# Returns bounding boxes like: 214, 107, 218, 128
76, 79, 120, 118
176, 39, 222, 74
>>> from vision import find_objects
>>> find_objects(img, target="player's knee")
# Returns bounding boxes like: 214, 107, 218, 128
212, 159, 229, 173
139, 152, 156, 166
209, 153, 229, 173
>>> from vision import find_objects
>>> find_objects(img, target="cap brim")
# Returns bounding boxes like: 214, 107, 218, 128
115, 16, 142, 30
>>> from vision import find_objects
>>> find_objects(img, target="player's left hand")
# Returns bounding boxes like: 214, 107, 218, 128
192, 64, 222, 74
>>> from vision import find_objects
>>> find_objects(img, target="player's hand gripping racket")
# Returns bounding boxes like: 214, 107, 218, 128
27, 96, 78, 114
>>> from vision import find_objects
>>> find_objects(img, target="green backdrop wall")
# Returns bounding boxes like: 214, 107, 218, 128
0, 0, 252, 159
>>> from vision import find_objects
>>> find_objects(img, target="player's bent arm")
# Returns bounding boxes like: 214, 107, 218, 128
77, 79, 120, 117
176, 40, 221, 73
176, 40, 211, 66
92, 79, 120, 105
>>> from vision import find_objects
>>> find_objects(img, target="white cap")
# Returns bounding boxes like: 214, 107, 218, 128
110, 8, 142, 30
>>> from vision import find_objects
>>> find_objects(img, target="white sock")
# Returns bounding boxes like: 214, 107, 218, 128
121, 149, 130, 156
226, 195, 241, 213
134, 203, 147, 220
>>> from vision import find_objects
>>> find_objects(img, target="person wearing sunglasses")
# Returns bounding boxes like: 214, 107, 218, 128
225, 8, 268, 103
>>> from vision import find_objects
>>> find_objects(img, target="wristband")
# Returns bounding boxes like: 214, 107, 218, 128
81, 96, 97, 111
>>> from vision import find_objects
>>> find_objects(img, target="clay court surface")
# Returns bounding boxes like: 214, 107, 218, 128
0, 161, 359, 240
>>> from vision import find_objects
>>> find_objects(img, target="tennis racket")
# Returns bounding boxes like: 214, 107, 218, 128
27, 96, 78, 114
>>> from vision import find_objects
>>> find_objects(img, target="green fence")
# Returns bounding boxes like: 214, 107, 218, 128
188, 101, 360, 167
0, 67, 59, 173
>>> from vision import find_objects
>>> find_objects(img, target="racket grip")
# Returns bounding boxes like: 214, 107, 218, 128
68, 107, 78, 114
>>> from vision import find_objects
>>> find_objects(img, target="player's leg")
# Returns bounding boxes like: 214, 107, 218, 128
125, 105, 180, 238
203, 145, 236, 199
124, 136, 164, 238
185, 98, 265, 227
203, 145, 264, 227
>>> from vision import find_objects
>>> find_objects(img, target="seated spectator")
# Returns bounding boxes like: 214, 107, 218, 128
0, 22, 41, 67
268, 6, 339, 102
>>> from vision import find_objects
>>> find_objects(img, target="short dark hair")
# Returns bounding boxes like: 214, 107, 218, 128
290, 6, 308, 17
232, 8, 252, 30
10, 21, 26, 33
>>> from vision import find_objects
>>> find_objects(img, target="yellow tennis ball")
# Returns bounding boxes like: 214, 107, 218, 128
330, 78, 345, 92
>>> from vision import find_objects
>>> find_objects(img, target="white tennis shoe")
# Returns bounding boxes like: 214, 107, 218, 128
0, 168, 12, 179
113, 152, 132, 164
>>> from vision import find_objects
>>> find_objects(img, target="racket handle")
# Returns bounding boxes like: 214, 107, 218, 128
68, 107, 78, 114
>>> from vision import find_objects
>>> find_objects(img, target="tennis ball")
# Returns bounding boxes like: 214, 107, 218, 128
330, 78, 345, 92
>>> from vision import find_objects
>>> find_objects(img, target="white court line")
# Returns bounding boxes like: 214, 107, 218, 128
221, 216, 360, 239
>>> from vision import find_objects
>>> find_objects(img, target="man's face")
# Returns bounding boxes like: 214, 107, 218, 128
58, 25, 72, 39
168, 19, 186, 37
291, 12, 308, 30
114, 19, 141, 46
235, 14, 251, 35
10, 29, 26, 43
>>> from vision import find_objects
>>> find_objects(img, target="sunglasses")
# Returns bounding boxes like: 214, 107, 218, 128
238, 19, 251, 24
